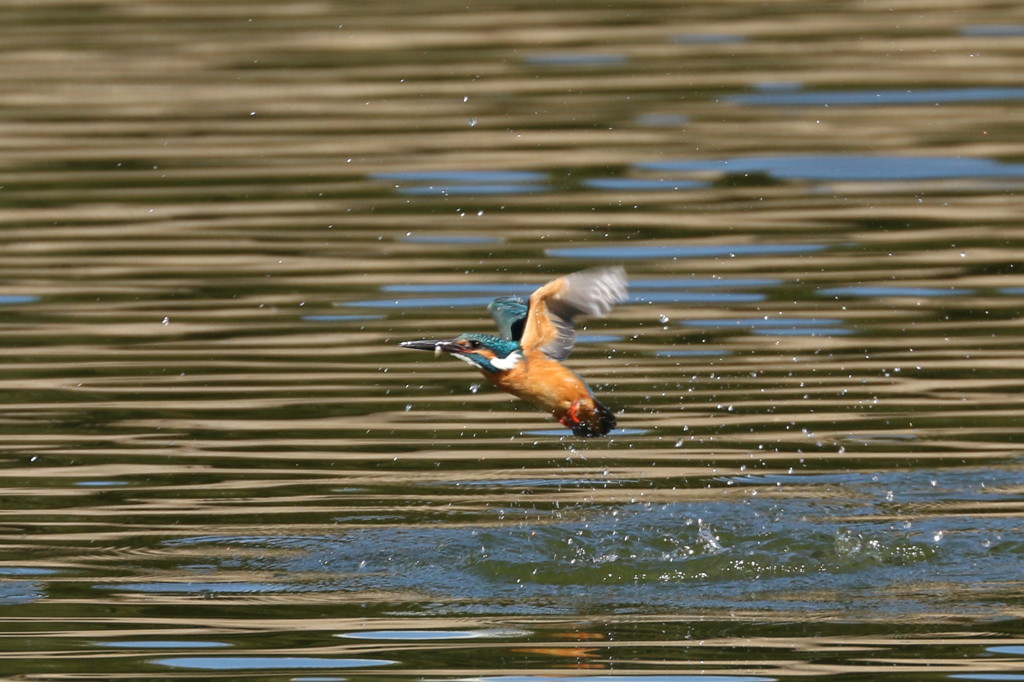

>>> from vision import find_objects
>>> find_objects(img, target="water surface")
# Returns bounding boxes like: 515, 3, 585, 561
1, 0, 1024, 680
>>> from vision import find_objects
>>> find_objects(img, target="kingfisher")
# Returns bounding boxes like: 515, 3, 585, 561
399, 266, 627, 437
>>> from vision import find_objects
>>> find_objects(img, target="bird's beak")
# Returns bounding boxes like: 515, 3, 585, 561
399, 339, 463, 358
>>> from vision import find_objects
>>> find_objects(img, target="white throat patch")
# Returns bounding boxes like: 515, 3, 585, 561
451, 353, 478, 367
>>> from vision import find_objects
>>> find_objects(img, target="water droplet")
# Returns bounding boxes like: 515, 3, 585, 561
161, 316, 170, 326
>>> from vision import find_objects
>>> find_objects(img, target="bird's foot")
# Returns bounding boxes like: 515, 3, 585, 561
567, 400, 582, 424
558, 400, 582, 428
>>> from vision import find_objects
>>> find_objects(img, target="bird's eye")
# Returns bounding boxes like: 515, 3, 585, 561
466, 339, 482, 350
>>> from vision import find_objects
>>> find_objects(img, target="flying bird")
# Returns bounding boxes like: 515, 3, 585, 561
399, 266, 627, 437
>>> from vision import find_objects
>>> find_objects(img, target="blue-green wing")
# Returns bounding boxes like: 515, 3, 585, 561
487, 296, 528, 341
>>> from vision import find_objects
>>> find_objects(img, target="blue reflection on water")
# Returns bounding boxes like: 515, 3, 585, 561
655, 349, 729, 357
634, 113, 690, 127
729, 87, 1024, 106
670, 33, 746, 43
637, 155, 1024, 181
581, 178, 707, 191
0, 581, 43, 605
959, 25, 1024, 36
153, 656, 393, 670
523, 53, 628, 66
681, 317, 850, 336
402, 234, 503, 244
371, 170, 549, 196
0, 295, 38, 305
818, 286, 970, 298
355, 276, 781, 309
576, 334, 620, 344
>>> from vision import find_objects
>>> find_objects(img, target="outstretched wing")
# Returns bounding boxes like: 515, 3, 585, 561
519, 266, 627, 361
487, 296, 528, 341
